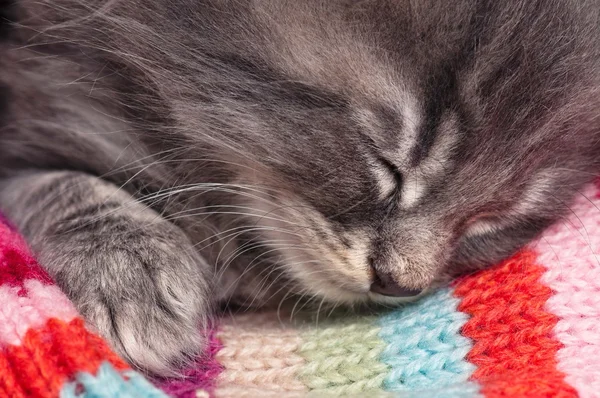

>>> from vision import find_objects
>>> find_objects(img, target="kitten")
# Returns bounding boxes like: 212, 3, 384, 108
1, 0, 600, 375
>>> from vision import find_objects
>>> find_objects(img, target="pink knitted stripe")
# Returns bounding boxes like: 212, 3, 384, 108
0, 279, 78, 346
0, 216, 53, 293
533, 183, 600, 398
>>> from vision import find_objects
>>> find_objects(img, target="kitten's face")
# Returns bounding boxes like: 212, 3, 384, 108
227, 91, 562, 305
140, 0, 594, 305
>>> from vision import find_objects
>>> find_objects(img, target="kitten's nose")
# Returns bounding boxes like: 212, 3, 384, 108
370, 270, 422, 297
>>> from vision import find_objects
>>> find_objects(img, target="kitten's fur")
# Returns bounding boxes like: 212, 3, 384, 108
1, 0, 600, 374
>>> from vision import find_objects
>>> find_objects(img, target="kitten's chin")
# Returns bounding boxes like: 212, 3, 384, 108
290, 274, 425, 307
271, 249, 428, 307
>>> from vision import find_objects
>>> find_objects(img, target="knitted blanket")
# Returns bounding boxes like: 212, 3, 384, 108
2, 182, 600, 398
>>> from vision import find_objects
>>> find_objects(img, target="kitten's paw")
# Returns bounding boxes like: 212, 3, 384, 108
49, 222, 213, 376
86, 283, 207, 376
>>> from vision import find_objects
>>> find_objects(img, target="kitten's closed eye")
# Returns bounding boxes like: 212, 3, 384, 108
374, 156, 404, 202
463, 214, 503, 237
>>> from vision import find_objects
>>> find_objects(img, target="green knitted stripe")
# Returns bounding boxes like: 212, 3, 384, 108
297, 315, 389, 395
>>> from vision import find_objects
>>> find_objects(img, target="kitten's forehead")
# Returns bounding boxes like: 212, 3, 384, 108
256, 2, 413, 104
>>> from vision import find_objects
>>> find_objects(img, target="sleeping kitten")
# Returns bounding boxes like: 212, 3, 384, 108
1, 0, 599, 374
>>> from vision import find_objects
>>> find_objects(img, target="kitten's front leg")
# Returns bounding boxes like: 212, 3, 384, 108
0, 170, 213, 375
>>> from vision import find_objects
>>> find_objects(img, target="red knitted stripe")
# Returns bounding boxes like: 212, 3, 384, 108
0, 318, 128, 398
454, 250, 577, 397
0, 353, 26, 398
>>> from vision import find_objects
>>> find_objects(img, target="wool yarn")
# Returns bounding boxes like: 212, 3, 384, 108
2, 182, 600, 397
378, 289, 476, 393
455, 250, 577, 398
216, 313, 305, 393
299, 316, 388, 394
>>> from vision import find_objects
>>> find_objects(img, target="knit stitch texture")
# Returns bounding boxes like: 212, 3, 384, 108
2, 183, 600, 397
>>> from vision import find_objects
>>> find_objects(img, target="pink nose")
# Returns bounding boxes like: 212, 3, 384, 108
370, 270, 422, 297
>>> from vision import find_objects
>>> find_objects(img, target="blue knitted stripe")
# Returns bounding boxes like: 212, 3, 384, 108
60, 362, 167, 398
377, 287, 480, 397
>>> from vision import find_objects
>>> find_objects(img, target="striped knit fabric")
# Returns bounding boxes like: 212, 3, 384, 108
2, 182, 600, 397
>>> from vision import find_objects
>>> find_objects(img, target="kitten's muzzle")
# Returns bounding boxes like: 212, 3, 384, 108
369, 269, 422, 297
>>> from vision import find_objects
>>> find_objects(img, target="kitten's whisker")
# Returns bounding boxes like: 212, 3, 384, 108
276, 288, 296, 325
162, 202, 303, 226
219, 248, 301, 309
165, 210, 305, 230
245, 258, 322, 308
216, 240, 302, 284
213, 225, 295, 277
237, 261, 290, 308
289, 289, 311, 323
191, 225, 300, 250
219, 241, 303, 279
137, 183, 278, 204
58, 184, 288, 232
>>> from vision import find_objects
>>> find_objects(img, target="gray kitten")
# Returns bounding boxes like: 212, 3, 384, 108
1, 0, 600, 374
